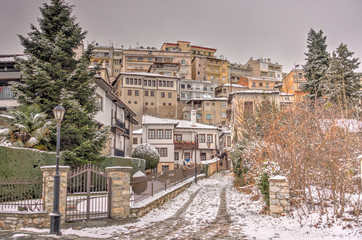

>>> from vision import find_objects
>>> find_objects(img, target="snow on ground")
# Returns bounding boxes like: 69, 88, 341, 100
20, 173, 362, 239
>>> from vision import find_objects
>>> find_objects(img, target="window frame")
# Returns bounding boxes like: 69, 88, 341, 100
148, 129, 155, 139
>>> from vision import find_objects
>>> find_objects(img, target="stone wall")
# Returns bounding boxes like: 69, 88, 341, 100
269, 175, 290, 217
130, 176, 205, 218
0, 212, 49, 230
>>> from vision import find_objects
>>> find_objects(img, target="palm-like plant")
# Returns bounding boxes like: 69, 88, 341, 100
0, 105, 54, 149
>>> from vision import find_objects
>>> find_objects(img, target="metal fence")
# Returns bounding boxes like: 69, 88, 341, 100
0, 177, 44, 212
130, 165, 201, 205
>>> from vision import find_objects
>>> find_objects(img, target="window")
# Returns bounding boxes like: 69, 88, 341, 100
174, 134, 182, 142
168, 92, 172, 98
138, 57, 143, 61
162, 165, 169, 172
145, 91, 149, 96
138, 79, 142, 85
159, 80, 162, 87
161, 92, 165, 98
126, 78, 129, 84
221, 112, 226, 118
207, 134, 213, 143
95, 94, 103, 111
266, 83, 270, 88
145, 102, 148, 105
134, 79, 137, 85
163, 81, 166, 87
157, 129, 163, 139
198, 134, 205, 143
152, 80, 156, 87
163, 103, 166, 106
170, 81, 174, 88
148, 80, 151, 86
135, 90, 139, 96
181, 84, 185, 89
130, 78, 133, 85
252, 82, 256, 87
128, 101, 131, 104
160, 148, 167, 157
133, 137, 138, 144
298, 73, 303, 79
259, 83, 263, 87
184, 152, 190, 160
165, 129, 172, 139
151, 102, 154, 105
167, 81, 170, 87
206, 114, 212, 120
181, 59, 185, 64
227, 136, 231, 147
221, 102, 227, 108
200, 153, 206, 161
212, 103, 215, 106
269, 73, 273, 77
174, 152, 179, 160
168, 103, 171, 106
128, 90, 132, 96
148, 129, 155, 139
144, 80, 147, 86
134, 101, 137, 104
151, 91, 155, 97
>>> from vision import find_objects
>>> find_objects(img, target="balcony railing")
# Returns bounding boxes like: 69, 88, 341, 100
0, 87, 14, 100
174, 141, 198, 149
114, 148, 125, 157
115, 118, 125, 129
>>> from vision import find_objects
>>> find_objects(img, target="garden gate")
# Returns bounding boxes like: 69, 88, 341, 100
65, 163, 111, 222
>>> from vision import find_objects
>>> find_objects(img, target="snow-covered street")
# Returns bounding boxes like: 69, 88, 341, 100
6, 171, 362, 239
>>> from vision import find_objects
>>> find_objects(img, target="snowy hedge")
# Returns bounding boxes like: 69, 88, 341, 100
101, 156, 146, 176
132, 143, 160, 170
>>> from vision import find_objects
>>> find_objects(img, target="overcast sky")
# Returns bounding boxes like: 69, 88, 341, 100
1, 0, 361, 72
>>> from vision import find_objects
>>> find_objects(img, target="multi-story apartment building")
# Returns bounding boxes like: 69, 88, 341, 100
94, 75, 138, 157
246, 57, 283, 82
228, 62, 251, 83
183, 97, 228, 127
0, 54, 22, 112
215, 83, 248, 98
282, 65, 307, 102
121, 48, 192, 79
161, 41, 216, 58
135, 112, 220, 172
112, 72, 179, 124
192, 56, 229, 85
88, 43, 123, 79
238, 76, 279, 91
178, 79, 215, 101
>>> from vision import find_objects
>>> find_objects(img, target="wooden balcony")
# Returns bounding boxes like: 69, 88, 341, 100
174, 142, 198, 149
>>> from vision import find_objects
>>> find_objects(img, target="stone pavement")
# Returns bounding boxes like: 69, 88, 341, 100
0, 171, 248, 240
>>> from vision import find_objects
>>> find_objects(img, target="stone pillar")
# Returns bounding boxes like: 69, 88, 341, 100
105, 166, 132, 219
269, 175, 290, 218
40, 166, 70, 224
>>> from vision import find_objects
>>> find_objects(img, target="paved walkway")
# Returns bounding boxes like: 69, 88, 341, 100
0, 171, 248, 240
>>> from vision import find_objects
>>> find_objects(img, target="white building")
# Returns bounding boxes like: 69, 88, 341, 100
93, 76, 138, 157
133, 110, 221, 172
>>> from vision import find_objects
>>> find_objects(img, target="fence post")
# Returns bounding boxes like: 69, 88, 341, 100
40, 166, 70, 225
151, 176, 154, 196
269, 175, 290, 218
105, 166, 132, 219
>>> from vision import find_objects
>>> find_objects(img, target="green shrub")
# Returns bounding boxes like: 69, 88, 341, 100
0, 145, 64, 179
100, 156, 146, 176
257, 172, 270, 206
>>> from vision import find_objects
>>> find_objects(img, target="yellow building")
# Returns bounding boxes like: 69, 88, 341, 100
161, 41, 216, 57
192, 56, 229, 85
282, 65, 307, 102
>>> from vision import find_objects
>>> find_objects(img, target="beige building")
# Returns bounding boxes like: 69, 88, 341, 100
134, 113, 221, 172
183, 97, 228, 127
228, 62, 252, 83
282, 65, 307, 102
215, 83, 248, 98
246, 57, 283, 82
112, 72, 179, 124
121, 48, 192, 79
161, 41, 216, 58
192, 56, 229, 85
227, 90, 281, 141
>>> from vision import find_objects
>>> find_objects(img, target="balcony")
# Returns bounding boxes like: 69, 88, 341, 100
114, 148, 125, 157
174, 141, 198, 149
115, 118, 125, 129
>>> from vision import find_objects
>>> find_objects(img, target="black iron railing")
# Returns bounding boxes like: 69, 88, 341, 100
114, 148, 125, 157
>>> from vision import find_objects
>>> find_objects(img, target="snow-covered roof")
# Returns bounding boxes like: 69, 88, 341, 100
190, 96, 227, 101
119, 72, 179, 79
0, 54, 26, 63
247, 76, 278, 82
133, 128, 143, 135
231, 90, 280, 95
279, 93, 294, 96
219, 83, 248, 88
176, 120, 218, 130
142, 115, 179, 125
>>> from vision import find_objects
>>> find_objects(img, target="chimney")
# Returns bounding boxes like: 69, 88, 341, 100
191, 110, 197, 125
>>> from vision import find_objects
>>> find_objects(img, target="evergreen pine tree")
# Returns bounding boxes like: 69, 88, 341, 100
325, 43, 361, 106
303, 29, 330, 99
12, 0, 108, 166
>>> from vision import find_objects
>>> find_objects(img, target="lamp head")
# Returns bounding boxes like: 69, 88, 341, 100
53, 105, 65, 123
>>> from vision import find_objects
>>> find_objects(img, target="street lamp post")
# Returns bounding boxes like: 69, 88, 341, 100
50, 105, 65, 235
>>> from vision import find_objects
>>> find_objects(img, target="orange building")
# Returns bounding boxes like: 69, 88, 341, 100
282, 65, 307, 102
